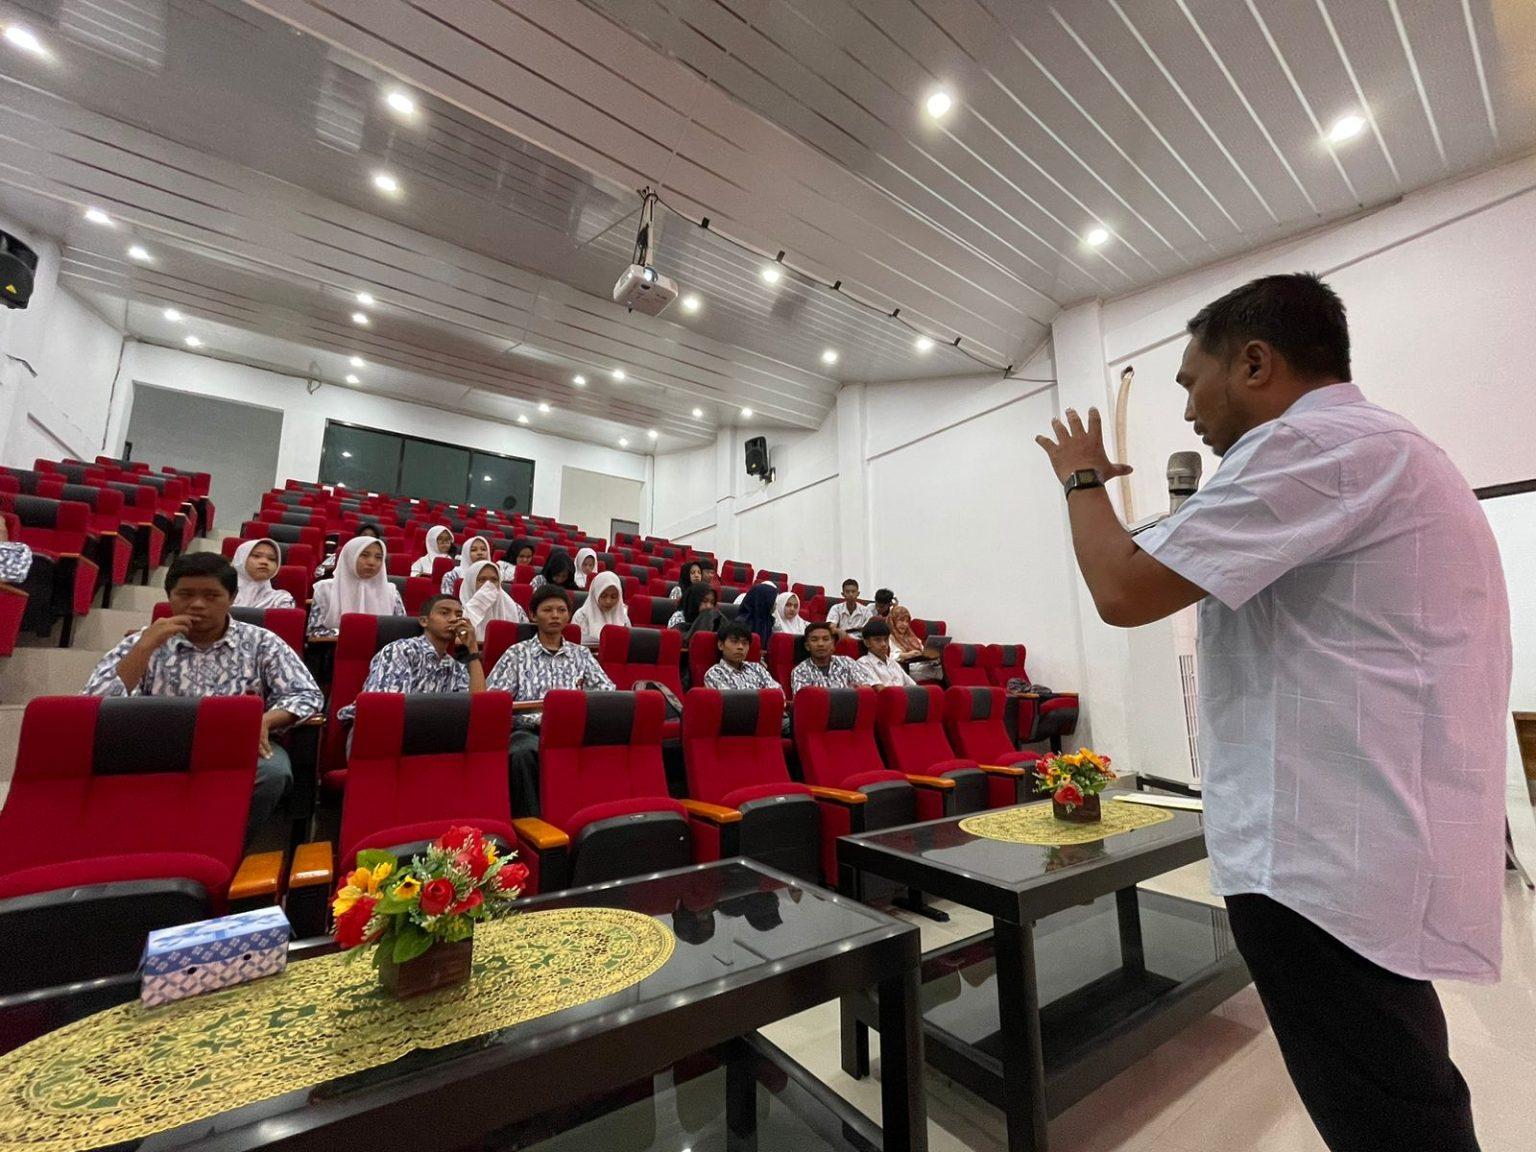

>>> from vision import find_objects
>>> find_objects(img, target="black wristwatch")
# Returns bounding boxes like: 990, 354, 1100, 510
1063, 468, 1104, 498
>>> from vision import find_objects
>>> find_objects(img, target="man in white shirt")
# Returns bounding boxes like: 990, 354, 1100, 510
826, 578, 872, 637
857, 619, 915, 688
1036, 273, 1508, 1152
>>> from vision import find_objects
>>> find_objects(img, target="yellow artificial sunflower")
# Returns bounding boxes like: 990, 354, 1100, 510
392, 876, 422, 902
331, 861, 395, 918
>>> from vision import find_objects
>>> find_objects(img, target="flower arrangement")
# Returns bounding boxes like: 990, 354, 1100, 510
1034, 747, 1116, 818
332, 826, 529, 972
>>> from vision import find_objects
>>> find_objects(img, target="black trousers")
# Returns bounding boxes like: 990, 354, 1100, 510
508, 729, 541, 818
1224, 893, 1480, 1152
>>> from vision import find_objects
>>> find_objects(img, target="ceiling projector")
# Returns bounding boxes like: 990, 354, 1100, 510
613, 263, 677, 315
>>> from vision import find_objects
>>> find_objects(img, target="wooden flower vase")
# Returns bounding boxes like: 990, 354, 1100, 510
1051, 793, 1102, 824
378, 936, 474, 999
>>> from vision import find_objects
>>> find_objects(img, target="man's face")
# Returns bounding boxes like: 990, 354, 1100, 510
841, 583, 859, 606
720, 633, 750, 665
423, 599, 463, 643
806, 629, 835, 660
1177, 337, 1253, 458
168, 576, 231, 636
866, 633, 891, 660
535, 596, 569, 636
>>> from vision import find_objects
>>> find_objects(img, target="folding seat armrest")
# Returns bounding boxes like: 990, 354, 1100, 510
678, 799, 742, 824
806, 786, 867, 806
904, 774, 956, 791
979, 763, 1031, 804
513, 818, 570, 895
228, 850, 285, 911
0, 583, 25, 596
285, 841, 333, 939
679, 800, 742, 862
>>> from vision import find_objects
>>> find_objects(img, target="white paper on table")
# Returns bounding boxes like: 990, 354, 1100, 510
1113, 792, 1204, 812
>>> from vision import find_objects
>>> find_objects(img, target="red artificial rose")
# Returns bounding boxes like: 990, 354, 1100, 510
1055, 783, 1083, 807
419, 877, 456, 916
334, 896, 379, 949
437, 826, 479, 852
456, 844, 493, 879
448, 889, 484, 916
497, 862, 530, 892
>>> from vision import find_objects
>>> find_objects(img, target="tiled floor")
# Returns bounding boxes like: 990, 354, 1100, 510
760, 861, 1536, 1152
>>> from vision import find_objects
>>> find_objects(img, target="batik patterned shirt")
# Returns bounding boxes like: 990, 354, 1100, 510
84, 619, 323, 717
790, 655, 869, 696
0, 542, 32, 583
338, 635, 469, 722
484, 637, 614, 728
702, 659, 778, 692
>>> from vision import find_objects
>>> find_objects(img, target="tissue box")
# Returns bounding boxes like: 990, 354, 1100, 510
142, 906, 292, 1007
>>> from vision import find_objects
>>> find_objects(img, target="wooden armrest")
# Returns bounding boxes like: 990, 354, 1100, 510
905, 774, 956, 790
293, 714, 325, 727
228, 850, 285, 902
0, 583, 27, 598
511, 700, 545, 713
306, 636, 338, 646
513, 817, 570, 850
288, 841, 332, 889
978, 764, 1028, 777
679, 799, 742, 824
807, 786, 867, 805
54, 552, 83, 560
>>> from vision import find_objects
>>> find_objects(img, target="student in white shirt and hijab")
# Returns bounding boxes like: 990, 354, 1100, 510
231, 538, 295, 609
570, 570, 630, 644
308, 535, 406, 637
411, 525, 455, 577
573, 547, 599, 589
461, 559, 528, 641
772, 591, 807, 635
441, 535, 515, 594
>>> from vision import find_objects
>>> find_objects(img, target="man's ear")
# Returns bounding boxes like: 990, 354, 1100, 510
1240, 340, 1272, 387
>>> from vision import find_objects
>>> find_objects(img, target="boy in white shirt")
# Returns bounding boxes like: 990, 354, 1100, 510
826, 578, 872, 637
857, 619, 916, 687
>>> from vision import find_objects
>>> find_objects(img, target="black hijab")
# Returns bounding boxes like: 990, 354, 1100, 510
540, 548, 577, 590
680, 580, 717, 626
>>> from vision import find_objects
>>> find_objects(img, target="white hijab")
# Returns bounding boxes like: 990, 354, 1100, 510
573, 547, 597, 590
462, 560, 527, 640
452, 535, 494, 591
420, 524, 453, 565
315, 536, 397, 630
773, 591, 806, 635
232, 537, 289, 609
570, 570, 630, 644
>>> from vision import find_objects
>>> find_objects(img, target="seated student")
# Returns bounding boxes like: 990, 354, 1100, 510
410, 525, 455, 577
888, 605, 941, 682
232, 538, 295, 609
773, 591, 807, 635
505, 538, 537, 569
826, 578, 873, 636
530, 548, 578, 592
790, 620, 870, 696
462, 560, 527, 640
668, 560, 706, 601
485, 583, 615, 815
670, 581, 718, 633
702, 620, 778, 691
573, 547, 598, 589
308, 536, 406, 638
737, 582, 778, 650
872, 588, 896, 619
441, 535, 515, 594
571, 570, 629, 644
858, 618, 916, 687
338, 593, 485, 723
83, 552, 323, 840
315, 523, 381, 580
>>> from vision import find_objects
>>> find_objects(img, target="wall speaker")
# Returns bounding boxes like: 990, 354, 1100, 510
744, 436, 773, 482
0, 230, 38, 310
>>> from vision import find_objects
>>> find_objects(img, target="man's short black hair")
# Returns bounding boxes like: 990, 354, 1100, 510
529, 583, 570, 613
718, 620, 754, 646
841, 578, 859, 590
419, 593, 460, 617
1186, 272, 1350, 382
862, 618, 891, 639
874, 588, 895, 605
165, 552, 237, 597
804, 621, 834, 640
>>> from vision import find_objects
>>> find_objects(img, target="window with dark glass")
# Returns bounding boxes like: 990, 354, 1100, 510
319, 420, 534, 511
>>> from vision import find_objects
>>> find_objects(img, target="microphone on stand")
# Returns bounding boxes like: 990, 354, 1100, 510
1167, 451, 1202, 515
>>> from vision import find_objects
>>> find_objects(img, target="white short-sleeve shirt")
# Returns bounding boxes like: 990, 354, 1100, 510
1138, 383, 1511, 982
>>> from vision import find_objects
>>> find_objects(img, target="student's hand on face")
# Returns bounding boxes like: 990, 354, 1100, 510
1034, 406, 1134, 485
257, 713, 274, 759
454, 617, 479, 654
142, 614, 193, 649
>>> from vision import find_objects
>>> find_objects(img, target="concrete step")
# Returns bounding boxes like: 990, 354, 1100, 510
0, 705, 20, 807
111, 582, 168, 613
0, 644, 104, 705
47, 606, 147, 654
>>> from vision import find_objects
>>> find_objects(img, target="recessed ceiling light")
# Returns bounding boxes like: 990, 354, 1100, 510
516, 414, 529, 425
1328, 113, 1365, 144
740, 407, 753, 418
914, 336, 934, 352
925, 89, 954, 120
372, 172, 400, 194
821, 348, 839, 366
1085, 226, 1110, 247
647, 429, 659, 440
351, 312, 370, 326
345, 374, 359, 385
760, 265, 781, 285
127, 245, 151, 262
482, 474, 492, 482
341, 451, 353, 459
538, 402, 551, 413
349, 356, 365, 368
618, 437, 630, 448
355, 291, 375, 306
184, 335, 201, 347
612, 368, 626, 381
4, 26, 44, 55
691, 407, 704, 419
385, 90, 416, 116
163, 308, 182, 322
84, 207, 112, 226
572, 374, 587, 387
680, 294, 701, 313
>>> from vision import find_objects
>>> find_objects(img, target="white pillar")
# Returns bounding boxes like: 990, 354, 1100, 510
835, 382, 870, 581
713, 427, 739, 561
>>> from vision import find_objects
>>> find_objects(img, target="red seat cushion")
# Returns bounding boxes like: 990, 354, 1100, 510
843, 769, 908, 791
720, 781, 813, 809
0, 851, 231, 901
345, 818, 518, 869
564, 796, 686, 838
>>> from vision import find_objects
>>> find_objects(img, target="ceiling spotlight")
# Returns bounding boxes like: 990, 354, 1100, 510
647, 429, 659, 440
680, 294, 701, 313
372, 172, 400, 194
618, 437, 630, 448
692, 407, 704, 419
914, 335, 934, 352
351, 312, 370, 326
572, 374, 587, 387
345, 374, 359, 385
760, 265, 781, 285
84, 207, 112, 226
355, 291, 374, 306
740, 407, 753, 418
538, 402, 551, 413
127, 245, 151, 262
612, 368, 626, 381
1328, 113, 1365, 144
482, 475, 492, 483
341, 451, 353, 459
925, 89, 954, 120
821, 348, 839, 366
349, 356, 365, 368
1085, 226, 1110, 247
184, 335, 201, 347
4, 26, 44, 55
163, 308, 182, 322
385, 90, 416, 116
517, 414, 529, 425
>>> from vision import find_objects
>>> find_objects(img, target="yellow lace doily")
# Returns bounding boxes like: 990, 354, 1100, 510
959, 799, 1175, 845
0, 907, 675, 1152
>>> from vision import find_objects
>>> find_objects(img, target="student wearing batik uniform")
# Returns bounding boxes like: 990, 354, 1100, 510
790, 621, 869, 697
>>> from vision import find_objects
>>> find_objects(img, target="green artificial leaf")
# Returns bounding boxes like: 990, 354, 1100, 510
375, 892, 416, 915
392, 924, 434, 964
355, 849, 397, 873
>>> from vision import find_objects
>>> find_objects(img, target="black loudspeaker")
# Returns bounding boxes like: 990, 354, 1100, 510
0, 231, 38, 310
744, 436, 773, 482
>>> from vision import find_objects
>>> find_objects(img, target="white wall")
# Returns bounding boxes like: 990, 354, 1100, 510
112, 343, 650, 524
650, 443, 716, 541
558, 465, 644, 544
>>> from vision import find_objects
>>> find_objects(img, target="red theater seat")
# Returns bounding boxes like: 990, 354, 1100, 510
942, 642, 991, 687
910, 618, 947, 641
319, 614, 426, 794
626, 594, 679, 629
876, 685, 1019, 813
719, 560, 754, 586
944, 687, 1044, 775
0, 493, 101, 648
985, 644, 1081, 752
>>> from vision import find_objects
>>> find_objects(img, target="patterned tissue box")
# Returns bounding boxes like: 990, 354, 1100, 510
141, 906, 292, 1008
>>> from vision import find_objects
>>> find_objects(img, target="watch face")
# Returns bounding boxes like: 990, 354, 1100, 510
1073, 469, 1100, 484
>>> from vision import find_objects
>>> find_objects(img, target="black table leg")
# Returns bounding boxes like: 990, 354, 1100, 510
1116, 887, 1146, 976
726, 1048, 758, 1152
877, 965, 928, 1152
840, 994, 870, 1078
993, 918, 1049, 1152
